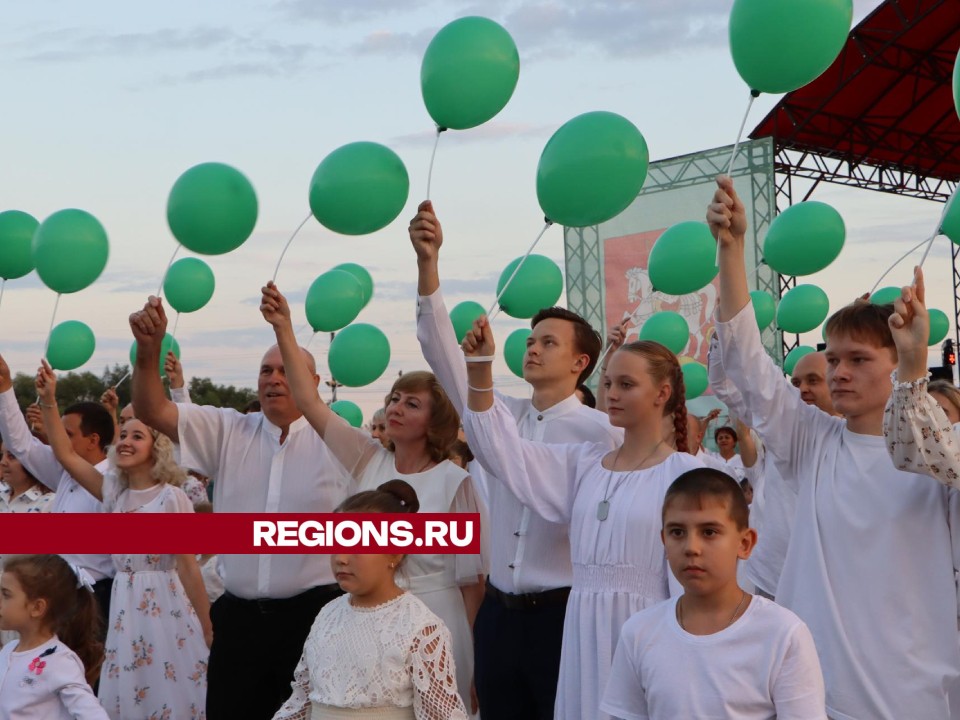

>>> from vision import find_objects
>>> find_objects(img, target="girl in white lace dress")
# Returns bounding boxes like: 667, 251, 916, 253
261, 283, 486, 713
273, 481, 468, 720
36, 361, 212, 719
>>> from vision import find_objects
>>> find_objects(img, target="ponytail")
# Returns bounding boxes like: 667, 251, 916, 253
3, 555, 104, 686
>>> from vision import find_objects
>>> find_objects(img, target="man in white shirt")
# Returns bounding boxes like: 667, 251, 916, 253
129, 296, 352, 720
0, 354, 115, 636
708, 176, 960, 719
410, 200, 621, 719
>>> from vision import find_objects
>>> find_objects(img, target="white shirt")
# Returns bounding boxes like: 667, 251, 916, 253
0, 635, 109, 720
0, 482, 54, 513
0, 389, 113, 581
416, 289, 622, 593
176, 403, 352, 599
601, 596, 826, 720
717, 302, 960, 720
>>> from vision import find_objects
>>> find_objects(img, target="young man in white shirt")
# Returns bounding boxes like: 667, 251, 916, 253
602, 467, 825, 719
129, 297, 352, 720
708, 175, 960, 719
410, 200, 621, 719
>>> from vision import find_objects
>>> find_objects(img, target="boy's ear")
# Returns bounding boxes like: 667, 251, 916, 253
737, 528, 758, 561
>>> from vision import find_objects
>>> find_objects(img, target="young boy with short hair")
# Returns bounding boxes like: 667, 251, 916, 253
601, 468, 825, 720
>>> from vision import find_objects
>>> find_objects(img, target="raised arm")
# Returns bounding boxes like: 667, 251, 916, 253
129, 297, 180, 441
260, 282, 377, 477
165, 351, 193, 404
0, 354, 62, 489
883, 267, 960, 485
35, 360, 105, 500
411, 201, 469, 415
596, 320, 628, 413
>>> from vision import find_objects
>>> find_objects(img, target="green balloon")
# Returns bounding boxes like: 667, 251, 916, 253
421, 17, 520, 130
648, 222, 718, 295
305, 270, 365, 333
32, 209, 109, 294
309, 142, 410, 236
450, 301, 486, 343
784, 345, 816, 375
536, 111, 649, 227
764, 202, 845, 276
330, 400, 364, 428
46, 321, 96, 371
750, 290, 776, 330
504, 328, 531, 379
163, 257, 215, 314
167, 163, 258, 255
496, 254, 563, 319
0, 211, 38, 280
682, 362, 708, 400
332, 263, 374, 308
870, 286, 901, 305
941, 189, 960, 246
729, 0, 853, 94
130, 334, 181, 378
929, 309, 950, 346
329, 324, 390, 387
954, 47, 960, 123
777, 284, 829, 334
639, 312, 689, 355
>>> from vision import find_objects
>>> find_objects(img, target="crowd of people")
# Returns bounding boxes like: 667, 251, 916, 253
0, 180, 958, 719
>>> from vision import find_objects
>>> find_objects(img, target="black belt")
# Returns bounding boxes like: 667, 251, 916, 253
486, 582, 571, 611
222, 583, 342, 615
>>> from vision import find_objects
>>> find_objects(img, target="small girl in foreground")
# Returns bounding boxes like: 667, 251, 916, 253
273, 480, 468, 720
0, 554, 109, 719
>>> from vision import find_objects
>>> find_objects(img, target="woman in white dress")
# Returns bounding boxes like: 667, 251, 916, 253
273, 480, 468, 720
36, 360, 212, 719
460, 316, 702, 720
260, 283, 486, 713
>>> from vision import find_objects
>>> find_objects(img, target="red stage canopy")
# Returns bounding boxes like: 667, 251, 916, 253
751, 0, 960, 184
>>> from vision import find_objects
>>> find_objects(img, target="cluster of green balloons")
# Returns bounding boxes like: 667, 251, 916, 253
333, 263, 374, 307
306, 270, 366, 333
47, 321, 96, 371
496, 255, 563, 319
331, 399, 364, 428
729, 0, 853, 94
0, 211, 38, 281
33, 209, 110, 294
648, 222, 717, 295
536, 111, 649, 228
164, 258, 216, 314
504, 328, 531, 378
329, 324, 390, 387
421, 17, 520, 130
309, 142, 410, 236
639, 312, 689, 355
763, 202, 845, 276
777, 284, 829, 334
167, 163, 258, 255
130, 334, 181, 378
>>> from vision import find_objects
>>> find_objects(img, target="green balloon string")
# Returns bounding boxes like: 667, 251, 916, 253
43, 293, 61, 356
916, 199, 953, 270
305, 331, 317, 350
157, 244, 182, 298
869, 237, 933, 296
171, 311, 180, 339
0, 279, 6, 317
486, 220, 554, 320
425, 125, 446, 201
716, 91, 759, 266
272, 212, 313, 284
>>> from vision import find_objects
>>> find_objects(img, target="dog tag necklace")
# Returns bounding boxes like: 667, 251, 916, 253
597, 440, 664, 521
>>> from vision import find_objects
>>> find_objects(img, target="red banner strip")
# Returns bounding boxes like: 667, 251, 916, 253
0, 513, 481, 554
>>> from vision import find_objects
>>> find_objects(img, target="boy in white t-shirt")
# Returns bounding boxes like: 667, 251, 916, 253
601, 468, 825, 720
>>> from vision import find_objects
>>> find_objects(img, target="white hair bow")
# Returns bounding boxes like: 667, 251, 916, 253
68, 563, 96, 592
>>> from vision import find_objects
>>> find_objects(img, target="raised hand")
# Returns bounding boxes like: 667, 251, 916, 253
260, 281, 292, 328
129, 296, 168, 351
462, 316, 496, 358
706, 175, 747, 247
409, 200, 444, 263
26, 404, 47, 440
100, 387, 119, 415
35, 359, 57, 406
889, 266, 929, 381
164, 351, 185, 389
0, 353, 11, 393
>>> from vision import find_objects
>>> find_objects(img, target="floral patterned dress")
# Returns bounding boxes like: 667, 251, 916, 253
97, 478, 208, 720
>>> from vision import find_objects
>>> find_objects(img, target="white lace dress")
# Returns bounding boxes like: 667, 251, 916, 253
273, 593, 468, 720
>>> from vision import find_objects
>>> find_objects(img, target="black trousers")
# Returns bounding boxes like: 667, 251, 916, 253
473, 591, 568, 720
91, 577, 113, 642
205, 584, 343, 720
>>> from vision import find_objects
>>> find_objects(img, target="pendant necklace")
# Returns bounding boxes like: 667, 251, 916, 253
597, 440, 664, 521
